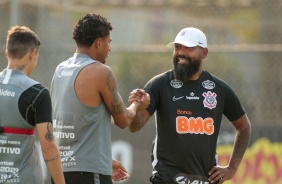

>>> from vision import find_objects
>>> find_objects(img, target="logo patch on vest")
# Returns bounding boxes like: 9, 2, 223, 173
57, 67, 74, 78
0, 89, 15, 97
202, 91, 217, 110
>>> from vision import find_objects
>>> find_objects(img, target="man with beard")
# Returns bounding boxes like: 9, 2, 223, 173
128, 27, 251, 184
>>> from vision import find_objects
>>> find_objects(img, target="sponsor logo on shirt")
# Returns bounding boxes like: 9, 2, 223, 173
0, 166, 20, 182
0, 166, 18, 173
0, 89, 15, 97
202, 91, 217, 110
57, 67, 74, 78
0, 147, 20, 154
186, 92, 200, 100
59, 145, 77, 167
0, 161, 14, 166
173, 92, 200, 101
174, 173, 210, 184
202, 80, 215, 89
170, 79, 183, 88
175, 175, 189, 184
173, 96, 184, 101
177, 109, 192, 115
176, 117, 214, 135
53, 132, 75, 139
0, 140, 20, 145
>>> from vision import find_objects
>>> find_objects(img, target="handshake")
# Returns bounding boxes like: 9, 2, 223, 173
128, 88, 150, 111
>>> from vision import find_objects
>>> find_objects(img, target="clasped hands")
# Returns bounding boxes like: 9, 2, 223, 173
128, 88, 150, 111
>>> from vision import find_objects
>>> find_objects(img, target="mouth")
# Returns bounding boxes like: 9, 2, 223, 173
178, 58, 189, 64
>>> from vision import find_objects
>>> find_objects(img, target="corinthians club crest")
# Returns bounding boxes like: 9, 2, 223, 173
202, 91, 217, 110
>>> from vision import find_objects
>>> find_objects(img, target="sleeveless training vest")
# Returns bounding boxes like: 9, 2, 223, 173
51, 53, 112, 175
0, 69, 43, 184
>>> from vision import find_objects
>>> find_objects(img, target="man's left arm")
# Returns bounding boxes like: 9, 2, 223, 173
228, 114, 251, 173
209, 114, 251, 184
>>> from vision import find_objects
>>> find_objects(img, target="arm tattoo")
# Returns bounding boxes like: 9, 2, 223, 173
233, 126, 251, 159
229, 120, 251, 170
131, 112, 143, 129
130, 111, 150, 132
46, 122, 54, 141
107, 71, 123, 114
44, 154, 60, 164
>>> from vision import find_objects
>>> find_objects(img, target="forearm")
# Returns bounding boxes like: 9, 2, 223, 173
42, 145, 65, 184
129, 110, 150, 133
113, 91, 149, 129
128, 111, 143, 132
228, 124, 251, 171
126, 102, 139, 122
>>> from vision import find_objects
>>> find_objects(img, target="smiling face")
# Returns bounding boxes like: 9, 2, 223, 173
172, 43, 205, 82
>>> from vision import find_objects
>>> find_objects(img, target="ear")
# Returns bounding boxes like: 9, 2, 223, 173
202, 48, 208, 59
93, 38, 103, 48
5, 49, 9, 59
29, 48, 38, 59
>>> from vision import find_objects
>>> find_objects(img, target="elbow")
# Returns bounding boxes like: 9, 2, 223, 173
41, 144, 58, 159
117, 124, 127, 129
115, 121, 130, 129
128, 127, 135, 133
128, 125, 139, 133
129, 129, 138, 133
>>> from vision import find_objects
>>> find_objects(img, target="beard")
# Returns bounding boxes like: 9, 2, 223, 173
173, 55, 200, 82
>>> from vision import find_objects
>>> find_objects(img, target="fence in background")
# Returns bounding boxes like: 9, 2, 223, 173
0, 0, 281, 183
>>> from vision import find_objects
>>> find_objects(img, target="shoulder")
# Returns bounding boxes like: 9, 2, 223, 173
75, 62, 116, 94
29, 83, 48, 91
144, 70, 172, 92
54, 59, 70, 71
13, 72, 40, 89
147, 70, 172, 84
202, 71, 238, 99
203, 71, 232, 89
82, 62, 113, 77
24, 84, 50, 99
20, 84, 51, 112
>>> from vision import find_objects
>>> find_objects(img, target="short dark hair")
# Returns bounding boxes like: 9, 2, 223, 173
72, 13, 113, 47
6, 26, 40, 59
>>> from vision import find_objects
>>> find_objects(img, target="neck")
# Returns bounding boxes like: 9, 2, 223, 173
76, 47, 99, 62
76, 47, 92, 57
7, 62, 31, 76
188, 69, 203, 81
7, 63, 26, 71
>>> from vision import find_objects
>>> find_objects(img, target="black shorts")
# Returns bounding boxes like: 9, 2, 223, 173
51, 172, 112, 184
150, 163, 215, 184
150, 173, 218, 184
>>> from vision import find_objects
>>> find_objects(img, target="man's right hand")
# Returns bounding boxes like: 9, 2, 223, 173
129, 89, 150, 111
137, 93, 150, 111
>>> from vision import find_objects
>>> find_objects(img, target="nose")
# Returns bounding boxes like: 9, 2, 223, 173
179, 47, 187, 56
